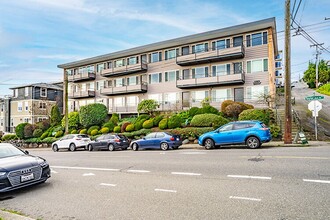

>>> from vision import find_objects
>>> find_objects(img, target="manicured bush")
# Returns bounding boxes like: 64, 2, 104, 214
225, 103, 242, 119
136, 114, 150, 121
168, 127, 214, 139
125, 124, 135, 132
87, 126, 100, 135
221, 100, 235, 113
122, 129, 152, 139
190, 113, 229, 128
212, 115, 230, 129
40, 132, 49, 140
142, 119, 154, 129
36, 119, 50, 131
137, 99, 158, 114
113, 126, 121, 133
33, 129, 43, 138
15, 123, 28, 139
50, 104, 62, 126
71, 129, 78, 134
102, 121, 115, 132
238, 109, 274, 126
100, 127, 110, 134
42, 137, 57, 144
236, 102, 254, 110
79, 129, 87, 134
269, 124, 281, 138
109, 113, 119, 125
90, 129, 98, 136
24, 124, 36, 139
153, 115, 164, 127
188, 107, 200, 117
121, 122, 131, 133
53, 125, 64, 132
79, 103, 107, 128
55, 130, 64, 138
134, 119, 146, 131
201, 105, 219, 115
168, 115, 181, 129
2, 134, 18, 141
62, 111, 80, 130
159, 119, 168, 130
24, 138, 41, 143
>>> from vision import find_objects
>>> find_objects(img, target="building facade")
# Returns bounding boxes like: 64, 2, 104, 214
58, 18, 278, 116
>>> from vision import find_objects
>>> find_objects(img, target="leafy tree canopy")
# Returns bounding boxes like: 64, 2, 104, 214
303, 60, 330, 88
137, 99, 158, 115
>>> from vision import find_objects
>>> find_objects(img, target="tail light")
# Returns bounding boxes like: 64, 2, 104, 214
75, 138, 81, 140
114, 139, 120, 142
259, 128, 269, 131
170, 137, 175, 141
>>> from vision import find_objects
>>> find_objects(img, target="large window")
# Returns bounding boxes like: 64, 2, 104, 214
246, 31, 268, 47
39, 102, 46, 110
25, 102, 29, 111
211, 89, 231, 102
192, 91, 208, 103
165, 70, 179, 82
148, 94, 162, 103
192, 67, 208, 78
17, 102, 23, 112
192, 43, 208, 53
213, 39, 230, 50
115, 59, 124, 67
247, 58, 268, 73
150, 52, 162, 63
212, 64, 230, 76
164, 92, 179, 104
97, 63, 104, 72
114, 97, 125, 107
40, 88, 47, 97
127, 96, 138, 107
165, 49, 178, 60
128, 57, 138, 65
233, 36, 243, 47
246, 86, 269, 100
127, 76, 138, 86
149, 73, 162, 84
114, 78, 125, 87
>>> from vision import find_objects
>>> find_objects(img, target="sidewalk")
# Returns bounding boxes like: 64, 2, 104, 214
0, 210, 35, 220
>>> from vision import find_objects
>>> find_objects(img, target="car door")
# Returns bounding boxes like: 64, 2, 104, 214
94, 135, 104, 149
100, 135, 112, 149
140, 133, 156, 148
231, 123, 248, 143
214, 124, 234, 144
154, 133, 165, 148
57, 136, 67, 148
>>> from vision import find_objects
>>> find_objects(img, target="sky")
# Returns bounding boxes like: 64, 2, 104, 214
0, 0, 329, 97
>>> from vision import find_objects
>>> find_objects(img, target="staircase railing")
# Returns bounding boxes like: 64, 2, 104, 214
292, 109, 302, 132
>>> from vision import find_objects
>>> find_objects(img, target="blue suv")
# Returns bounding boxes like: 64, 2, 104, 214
198, 120, 272, 149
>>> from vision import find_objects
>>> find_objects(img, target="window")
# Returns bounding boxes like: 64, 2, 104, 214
24, 118, 29, 123
156, 133, 165, 138
114, 97, 125, 107
192, 43, 208, 53
0, 119, 3, 126
246, 86, 269, 100
25, 87, 29, 97
38, 117, 48, 122
87, 65, 95, 73
40, 88, 47, 97
148, 94, 162, 103
213, 39, 230, 50
181, 46, 189, 55
182, 69, 190, 79
127, 76, 138, 86
39, 102, 46, 109
114, 78, 125, 87
128, 57, 138, 65
246, 31, 268, 47
165, 49, 178, 60
1, 104, 4, 112
96, 80, 105, 90
165, 70, 179, 82
192, 67, 208, 79
97, 63, 104, 73
150, 52, 162, 63
164, 93, 178, 104
233, 62, 243, 74
247, 59, 268, 73
17, 102, 23, 112
212, 64, 230, 76
149, 73, 162, 84
191, 91, 208, 103
127, 96, 138, 106
14, 89, 18, 97
233, 36, 243, 47
81, 84, 86, 92
211, 89, 231, 102
115, 59, 124, 67
25, 102, 29, 111
219, 124, 233, 132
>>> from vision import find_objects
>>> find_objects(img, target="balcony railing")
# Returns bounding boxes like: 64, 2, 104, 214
176, 71, 245, 89
68, 72, 96, 82
100, 82, 148, 96
101, 62, 148, 77
68, 90, 95, 99
176, 45, 245, 66
109, 106, 137, 113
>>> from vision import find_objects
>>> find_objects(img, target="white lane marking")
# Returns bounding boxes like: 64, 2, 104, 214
303, 179, 330, 184
180, 152, 206, 155
227, 175, 271, 180
51, 166, 119, 172
155, 189, 177, 193
100, 183, 117, 187
127, 170, 150, 173
160, 153, 166, 154
240, 156, 329, 160
229, 196, 261, 202
83, 173, 95, 176
51, 169, 58, 174
171, 172, 201, 176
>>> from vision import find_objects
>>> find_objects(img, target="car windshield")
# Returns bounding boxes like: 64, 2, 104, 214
78, 135, 89, 138
0, 144, 25, 158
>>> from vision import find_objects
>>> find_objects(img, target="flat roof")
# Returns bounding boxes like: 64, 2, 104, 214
58, 17, 277, 69
10, 82, 63, 90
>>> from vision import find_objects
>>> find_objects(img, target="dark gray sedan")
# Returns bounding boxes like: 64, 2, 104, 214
87, 134, 129, 151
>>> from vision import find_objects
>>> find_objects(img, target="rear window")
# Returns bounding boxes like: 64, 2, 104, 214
260, 123, 267, 128
78, 134, 89, 138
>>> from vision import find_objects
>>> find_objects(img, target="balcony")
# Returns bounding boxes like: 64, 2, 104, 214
176, 45, 245, 66
68, 72, 96, 82
100, 83, 148, 96
101, 63, 148, 77
109, 106, 137, 113
68, 90, 95, 99
176, 71, 245, 89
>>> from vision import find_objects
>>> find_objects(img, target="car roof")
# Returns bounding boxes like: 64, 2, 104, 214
231, 120, 262, 124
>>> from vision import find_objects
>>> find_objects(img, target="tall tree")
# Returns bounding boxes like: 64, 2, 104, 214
303, 60, 330, 88
50, 104, 62, 126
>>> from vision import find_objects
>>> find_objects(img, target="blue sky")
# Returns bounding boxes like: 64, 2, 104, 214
0, 0, 329, 96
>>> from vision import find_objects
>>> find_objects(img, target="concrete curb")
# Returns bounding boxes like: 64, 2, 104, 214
0, 210, 35, 220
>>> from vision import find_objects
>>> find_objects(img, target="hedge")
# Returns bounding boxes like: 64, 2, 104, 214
33, 129, 43, 138
102, 121, 115, 132
153, 115, 164, 127
168, 115, 181, 129
55, 130, 64, 138
87, 126, 100, 135
121, 129, 152, 139
143, 119, 154, 129
100, 127, 110, 134
71, 129, 78, 134
168, 127, 214, 139
114, 126, 121, 133
221, 100, 235, 113
190, 113, 229, 128
15, 123, 28, 139
79, 129, 87, 134
90, 129, 99, 136
79, 103, 107, 127
238, 109, 274, 126
134, 119, 146, 131
159, 118, 168, 130
109, 114, 119, 125
42, 137, 58, 144
2, 134, 18, 141
40, 132, 49, 140
125, 124, 135, 132
62, 111, 80, 129
121, 122, 131, 133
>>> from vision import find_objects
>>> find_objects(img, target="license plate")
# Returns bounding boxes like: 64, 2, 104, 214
21, 173, 34, 182
176, 138, 179, 141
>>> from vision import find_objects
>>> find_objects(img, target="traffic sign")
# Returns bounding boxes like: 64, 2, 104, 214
305, 95, 324, 101
308, 100, 322, 113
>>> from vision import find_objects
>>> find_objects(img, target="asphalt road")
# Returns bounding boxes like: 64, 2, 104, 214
1, 146, 330, 220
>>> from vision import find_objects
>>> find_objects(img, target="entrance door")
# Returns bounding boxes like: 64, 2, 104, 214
234, 88, 244, 102
182, 92, 190, 108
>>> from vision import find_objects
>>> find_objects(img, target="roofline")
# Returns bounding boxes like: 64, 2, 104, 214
9, 84, 63, 90
58, 17, 278, 69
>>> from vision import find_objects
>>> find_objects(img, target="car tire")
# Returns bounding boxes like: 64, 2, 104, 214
122, 147, 127, 150
108, 144, 115, 151
132, 143, 139, 151
172, 146, 178, 150
69, 143, 76, 152
88, 144, 93, 151
52, 144, 59, 152
160, 142, 169, 151
246, 136, 260, 149
204, 138, 214, 150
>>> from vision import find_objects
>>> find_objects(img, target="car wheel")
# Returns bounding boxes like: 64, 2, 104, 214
108, 144, 115, 151
160, 142, 169, 151
69, 143, 76, 152
52, 144, 59, 152
132, 143, 139, 151
172, 146, 178, 150
204, 138, 214, 150
88, 144, 93, 151
122, 147, 127, 150
246, 136, 260, 149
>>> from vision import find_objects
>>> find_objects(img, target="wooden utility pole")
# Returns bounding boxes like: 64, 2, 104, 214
284, 0, 292, 144
63, 69, 69, 134
310, 44, 323, 89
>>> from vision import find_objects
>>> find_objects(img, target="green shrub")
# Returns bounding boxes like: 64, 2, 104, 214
79, 129, 87, 134
90, 134, 102, 140
53, 125, 64, 132
50, 104, 62, 126
79, 103, 107, 128
102, 121, 115, 132
221, 100, 235, 113
236, 102, 254, 110
189, 107, 200, 117
2, 134, 18, 141
137, 114, 150, 121
225, 103, 242, 119
316, 83, 330, 96
42, 137, 58, 144
90, 129, 98, 136
109, 113, 119, 125
269, 124, 281, 138
168, 115, 181, 129
134, 119, 146, 131
62, 111, 80, 129
122, 129, 152, 138
24, 124, 36, 139
201, 105, 219, 115
36, 119, 50, 131
100, 127, 110, 134
114, 126, 121, 133
168, 127, 214, 139
153, 115, 164, 127
33, 129, 43, 138
55, 130, 64, 138
159, 118, 168, 130
15, 123, 28, 139
190, 113, 229, 128
71, 129, 78, 134
24, 138, 41, 143
238, 109, 274, 126
121, 122, 131, 133
142, 119, 153, 129
87, 126, 100, 135
125, 124, 135, 132
137, 99, 158, 114
40, 132, 49, 140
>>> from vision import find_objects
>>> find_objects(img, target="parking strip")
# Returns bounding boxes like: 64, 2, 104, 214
303, 179, 330, 184
229, 196, 261, 202
227, 175, 272, 180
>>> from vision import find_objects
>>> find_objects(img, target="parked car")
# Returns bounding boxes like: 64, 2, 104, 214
0, 143, 50, 192
87, 134, 129, 151
130, 132, 182, 151
52, 134, 91, 152
198, 120, 272, 149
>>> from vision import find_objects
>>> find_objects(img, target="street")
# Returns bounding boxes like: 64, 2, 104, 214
1, 146, 330, 220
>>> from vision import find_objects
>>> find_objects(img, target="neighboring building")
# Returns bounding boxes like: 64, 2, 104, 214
0, 96, 11, 132
58, 17, 278, 116
7, 83, 63, 132
275, 50, 283, 87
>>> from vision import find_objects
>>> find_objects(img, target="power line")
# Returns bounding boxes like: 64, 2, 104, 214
292, 0, 303, 22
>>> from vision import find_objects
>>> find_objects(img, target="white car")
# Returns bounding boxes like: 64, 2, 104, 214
52, 134, 91, 152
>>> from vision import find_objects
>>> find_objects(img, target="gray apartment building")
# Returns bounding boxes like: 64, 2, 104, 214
58, 18, 278, 116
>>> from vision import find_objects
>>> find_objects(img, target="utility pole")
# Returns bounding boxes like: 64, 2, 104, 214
63, 69, 69, 134
310, 44, 323, 89
284, 0, 292, 144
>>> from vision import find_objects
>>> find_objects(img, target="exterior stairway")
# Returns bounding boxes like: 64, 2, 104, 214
275, 109, 299, 141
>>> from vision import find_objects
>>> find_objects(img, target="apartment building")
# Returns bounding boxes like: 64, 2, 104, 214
58, 18, 278, 116
0, 97, 11, 132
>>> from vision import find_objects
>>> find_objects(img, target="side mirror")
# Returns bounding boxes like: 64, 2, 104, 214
143, 137, 146, 140
25, 150, 29, 155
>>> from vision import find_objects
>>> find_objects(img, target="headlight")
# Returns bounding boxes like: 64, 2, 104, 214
0, 172, 7, 177
37, 159, 49, 168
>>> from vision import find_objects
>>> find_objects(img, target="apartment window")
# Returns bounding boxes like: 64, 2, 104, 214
233, 62, 243, 74
247, 58, 268, 73
107, 61, 112, 69
128, 56, 138, 65
96, 80, 105, 90
88, 82, 94, 91
275, 61, 281, 68
81, 84, 86, 92
182, 69, 190, 79
25, 87, 29, 97
165, 49, 178, 60
25, 102, 29, 111
192, 43, 208, 53
39, 102, 46, 109
211, 89, 231, 102
24, 118, 29, 123
17, 102, 23, 112
192, 91, 208, 103
87, 65, 95, 73
164, 93, 178, 104
97, 63, 104, 73
150, 52, 162, 63
149, 73, 162, 84
213, 39, 230, 50
114, 78, 125, 87
181, 46, 189, 55
11, 118, 13, 127
1, 104, 4, 112
127, 76, 138, 86
246, 86, 269, 100
127, 96, 138, 107
148, 94, 162, 103
0, 119, 3, 126
115, 59, 125, 67
192, 67, 208, 78
40, 88, 47, 97
165, 70, 179, 82
233, 36, 243, 47
114, 97, 125, 107
246, 31, 268, 47
14, 89, 18, 97
38, 117, 48, 122
212, 64, 230, 76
